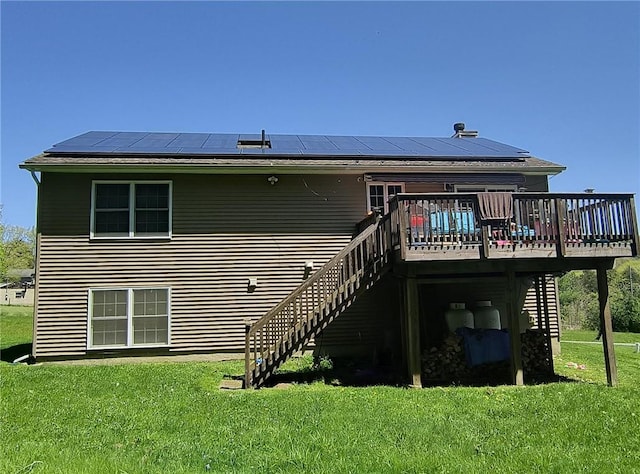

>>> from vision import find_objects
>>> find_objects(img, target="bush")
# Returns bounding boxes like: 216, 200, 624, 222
313, 354, 334, 372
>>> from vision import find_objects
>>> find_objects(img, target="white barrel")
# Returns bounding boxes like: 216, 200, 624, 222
445, 303, 474, 332
474, 300, 501, 329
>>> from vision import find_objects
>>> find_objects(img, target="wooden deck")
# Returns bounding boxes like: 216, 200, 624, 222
244, 192, 637, 388
389, 193, 638, 262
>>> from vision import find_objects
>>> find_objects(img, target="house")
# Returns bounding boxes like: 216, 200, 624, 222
20, 125, 638, 388
1, 269, 35, 305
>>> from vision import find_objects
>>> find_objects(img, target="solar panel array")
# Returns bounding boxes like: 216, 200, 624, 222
45, 131, 530, 159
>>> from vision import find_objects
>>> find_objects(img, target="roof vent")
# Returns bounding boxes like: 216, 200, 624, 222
237, 129, 271, 149
452, 122, 478, 138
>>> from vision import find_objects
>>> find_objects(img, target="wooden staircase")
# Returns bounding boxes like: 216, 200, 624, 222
244, 214, 393, 388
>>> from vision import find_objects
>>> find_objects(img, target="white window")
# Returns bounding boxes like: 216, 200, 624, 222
88, 288, 170, 348
91, 181, 172, 238
367, 183, 404, 214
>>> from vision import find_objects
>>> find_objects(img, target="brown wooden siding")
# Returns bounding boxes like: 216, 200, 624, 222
34, 172, 560, 359
36, 234, 361, 357
404, 182, 445, 193
35, 173, 368, 357
39, 173, 368, 235
315, 275, 402, 356
523, 175, 549, 192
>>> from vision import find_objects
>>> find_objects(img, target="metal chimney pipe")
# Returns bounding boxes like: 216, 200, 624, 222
261, 129, 266, 149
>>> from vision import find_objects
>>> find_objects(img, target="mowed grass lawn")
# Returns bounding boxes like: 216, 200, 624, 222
1, 308, 639, 473
0, 305, 33, 349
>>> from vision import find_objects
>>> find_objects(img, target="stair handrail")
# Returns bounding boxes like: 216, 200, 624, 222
245, 213, 392, 387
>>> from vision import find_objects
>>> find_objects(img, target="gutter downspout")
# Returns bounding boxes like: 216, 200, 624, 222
27, 171, 41, 363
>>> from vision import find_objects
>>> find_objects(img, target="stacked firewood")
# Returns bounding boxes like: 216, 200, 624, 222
421, 333, 468, 380
521, 329, 553, 376
422, 329, 553, 383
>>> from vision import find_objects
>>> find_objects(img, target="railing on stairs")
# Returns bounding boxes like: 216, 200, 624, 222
244, 214, 393, 388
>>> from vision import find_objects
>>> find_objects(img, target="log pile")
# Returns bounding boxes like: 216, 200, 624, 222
421, 333, 468, 380
422, 329, 553, 383
521, 329, 553, 376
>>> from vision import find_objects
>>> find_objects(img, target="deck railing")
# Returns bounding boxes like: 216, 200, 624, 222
245, 214, 393, 388
390, 193, 638, 259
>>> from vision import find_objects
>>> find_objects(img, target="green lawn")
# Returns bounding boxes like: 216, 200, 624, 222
1, 310, 640, 473
0, 305, 33, 356
562, 328, 640, 344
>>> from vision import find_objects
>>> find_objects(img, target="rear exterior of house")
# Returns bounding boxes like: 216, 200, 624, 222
21, 128, 638, 387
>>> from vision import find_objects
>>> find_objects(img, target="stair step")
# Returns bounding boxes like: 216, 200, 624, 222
219, 379, 243, 390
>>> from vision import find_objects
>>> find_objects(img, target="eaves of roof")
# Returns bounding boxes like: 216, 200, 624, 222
20, 154, 566, 176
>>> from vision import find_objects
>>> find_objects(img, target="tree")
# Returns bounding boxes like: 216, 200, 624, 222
558, 270, 599, 330
559, 259, 640, 333
0, 209, 35, 282
609, 266, 640, 332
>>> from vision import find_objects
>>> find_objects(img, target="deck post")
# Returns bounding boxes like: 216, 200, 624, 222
244, 319, 253, 389
555, 198, 567, 257
403, 274, 422, 388
596, 264, 617, 387
506, 269, 524, 386
481, 224, 490, 258
629, 196, 639, 256
398, 200, 409, 261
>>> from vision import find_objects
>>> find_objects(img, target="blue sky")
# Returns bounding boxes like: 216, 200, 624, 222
1, 1, 639, 229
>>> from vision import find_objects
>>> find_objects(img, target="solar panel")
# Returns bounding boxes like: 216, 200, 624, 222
168, 133, 210, 148
297, 135, 339, 151
269, 135, 304, 151
354, 136, 404, 151
202, 134, 238, 149
326, 135, 372, 151
44, 131, 530, 159
410, 137, 471, 154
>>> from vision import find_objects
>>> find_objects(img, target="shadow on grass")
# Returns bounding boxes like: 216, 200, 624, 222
0, 343, 34, 364
263, 358, 578, 389
263, 357, 405, 388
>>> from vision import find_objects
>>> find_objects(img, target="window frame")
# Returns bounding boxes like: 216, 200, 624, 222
90, 180, 173, 239
87, 287, 172, 350
366, 182, 405, 214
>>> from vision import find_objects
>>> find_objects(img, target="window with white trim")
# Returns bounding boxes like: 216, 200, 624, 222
91, 181, 172, 238
367, 182, 404, 214
89, 288, 170, 348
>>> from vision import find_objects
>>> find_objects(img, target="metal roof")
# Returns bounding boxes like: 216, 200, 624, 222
45, 131, 532, 160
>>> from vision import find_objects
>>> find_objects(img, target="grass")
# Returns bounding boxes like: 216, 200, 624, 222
555, 342, 640, 387
562, 328, 640, 344
3, 362, 640, 473
0, 305, 33, 361
558, 329, 640, 387
1, 309, 640, 473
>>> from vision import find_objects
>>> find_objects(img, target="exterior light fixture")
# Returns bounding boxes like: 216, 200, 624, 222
268, 176, 279, 185
303, 261, 314, 279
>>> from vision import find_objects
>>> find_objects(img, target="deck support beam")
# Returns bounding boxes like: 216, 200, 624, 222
403, 275, 422, 388
597, 264, 617, 387
506, 269, 524, 386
